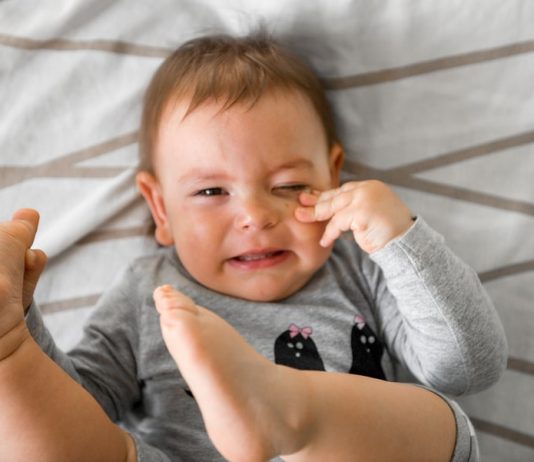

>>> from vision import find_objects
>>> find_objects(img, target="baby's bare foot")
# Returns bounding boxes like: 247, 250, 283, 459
0, 209, 43, 359
153, 285, 311, 462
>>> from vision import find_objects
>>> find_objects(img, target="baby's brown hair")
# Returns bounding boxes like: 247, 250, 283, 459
138, 31, 338, 172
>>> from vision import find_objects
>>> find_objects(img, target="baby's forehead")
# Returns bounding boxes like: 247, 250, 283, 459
158, 90, 319, 147
161, 87, 313, 124
152, 88, 330, 176
160, 95, 200, 124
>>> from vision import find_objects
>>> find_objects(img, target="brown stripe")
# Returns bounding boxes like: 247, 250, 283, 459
51, 131, 139, 165
387, 130, 534, 176
0, 33, 170, 58
3, 33, 533, 87
323, 40, 534, 89
470, 417, 534, 449
344, 159, 534, 217
41, 294, 101, 314
77, 226, 152, 245
386, 176, 534, 216
507, 357, 534, 376
479, 260, 534, 283
0, 165, 127, 181
0, 131, 138, 189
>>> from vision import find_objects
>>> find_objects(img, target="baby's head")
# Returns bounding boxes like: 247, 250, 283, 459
137, 32, 344, 301
138, 31, 338, 173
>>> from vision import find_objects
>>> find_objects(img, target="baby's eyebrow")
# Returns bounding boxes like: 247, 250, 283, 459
268, 158, 314, 175
177, 169, 229, 183
177, 158, 313, 184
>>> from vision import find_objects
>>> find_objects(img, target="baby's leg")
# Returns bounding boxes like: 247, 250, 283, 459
153, 285, 311, 461
0, 209, 38, 353
154, 285, 456, 462
0, 210, 136, 462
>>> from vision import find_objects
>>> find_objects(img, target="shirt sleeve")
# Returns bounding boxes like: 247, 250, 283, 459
25, 284, 180, 462
367, 217, 508, 396
129, 434, 173, 462
25, 264, 142, 421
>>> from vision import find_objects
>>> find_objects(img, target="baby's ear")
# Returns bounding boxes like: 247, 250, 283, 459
328, 142, 344, 186
136, 171, 174, 246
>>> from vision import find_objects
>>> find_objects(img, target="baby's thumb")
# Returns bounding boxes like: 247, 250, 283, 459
22, 249, 47, 312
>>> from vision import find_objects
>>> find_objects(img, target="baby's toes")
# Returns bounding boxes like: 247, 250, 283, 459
153, 285, 199, 318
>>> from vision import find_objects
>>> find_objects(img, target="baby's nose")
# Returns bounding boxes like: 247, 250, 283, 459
234, 195, 281, 231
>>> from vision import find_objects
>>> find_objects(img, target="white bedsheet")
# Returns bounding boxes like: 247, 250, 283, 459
1, 1, 533, 459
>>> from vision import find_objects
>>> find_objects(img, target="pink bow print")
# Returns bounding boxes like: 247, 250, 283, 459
288, 324, 313, 339
355, 315, 366, 330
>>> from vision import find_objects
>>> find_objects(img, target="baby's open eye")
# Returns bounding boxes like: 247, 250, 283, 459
195, 187, 227, 196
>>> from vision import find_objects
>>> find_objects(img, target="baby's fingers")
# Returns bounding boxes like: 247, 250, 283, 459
320, 209, 365, 247
314, 182, 359, 202
296, 188, 355, 223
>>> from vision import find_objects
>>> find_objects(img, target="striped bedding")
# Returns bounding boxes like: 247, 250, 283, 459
1, 1, 533, 459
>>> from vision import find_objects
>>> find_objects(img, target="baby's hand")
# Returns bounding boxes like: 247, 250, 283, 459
295, 180, 413, 253
0, 209, 46, 343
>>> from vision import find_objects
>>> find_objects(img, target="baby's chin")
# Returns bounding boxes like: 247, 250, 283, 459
207, 267, 324, 302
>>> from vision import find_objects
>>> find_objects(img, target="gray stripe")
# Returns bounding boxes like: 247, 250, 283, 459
479, 260, 534, 282
322, 40, 534, 89
470, 417, 534, 449
41, 294, 101, 314
0, 33, 169, 58
0, 131, 138, 189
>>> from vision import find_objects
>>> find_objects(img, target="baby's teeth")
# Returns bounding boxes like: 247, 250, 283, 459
243, 254, 263, 261
239, 252, 275, 261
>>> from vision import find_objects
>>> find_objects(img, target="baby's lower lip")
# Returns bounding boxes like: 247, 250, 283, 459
228, 250, 290, 270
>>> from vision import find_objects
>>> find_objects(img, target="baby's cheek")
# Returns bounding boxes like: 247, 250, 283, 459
293, 221, 330, 265
296, 219, 326, 240
174, 220, 220, 261
299, 227, 333, 270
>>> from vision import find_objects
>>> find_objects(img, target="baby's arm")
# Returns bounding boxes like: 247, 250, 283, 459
296, 181, 507, 394
0, 210, 135, 462
368, 216, 507, 393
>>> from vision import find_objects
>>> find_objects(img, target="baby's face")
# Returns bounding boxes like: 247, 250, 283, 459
145, 90, 343, 301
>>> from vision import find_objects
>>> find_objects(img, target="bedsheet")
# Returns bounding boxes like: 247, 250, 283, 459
1, 1, 533, 460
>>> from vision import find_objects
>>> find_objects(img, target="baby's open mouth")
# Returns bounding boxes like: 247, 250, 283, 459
233, 250, 286, 262
229, 250, 290, 269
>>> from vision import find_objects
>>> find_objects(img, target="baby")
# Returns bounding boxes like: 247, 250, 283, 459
0, 32, 507, 461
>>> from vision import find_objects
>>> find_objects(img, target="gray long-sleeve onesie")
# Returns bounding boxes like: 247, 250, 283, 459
26, 217, 507, 461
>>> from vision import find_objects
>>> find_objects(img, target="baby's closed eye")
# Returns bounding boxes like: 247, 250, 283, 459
273, 184, 310, 194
